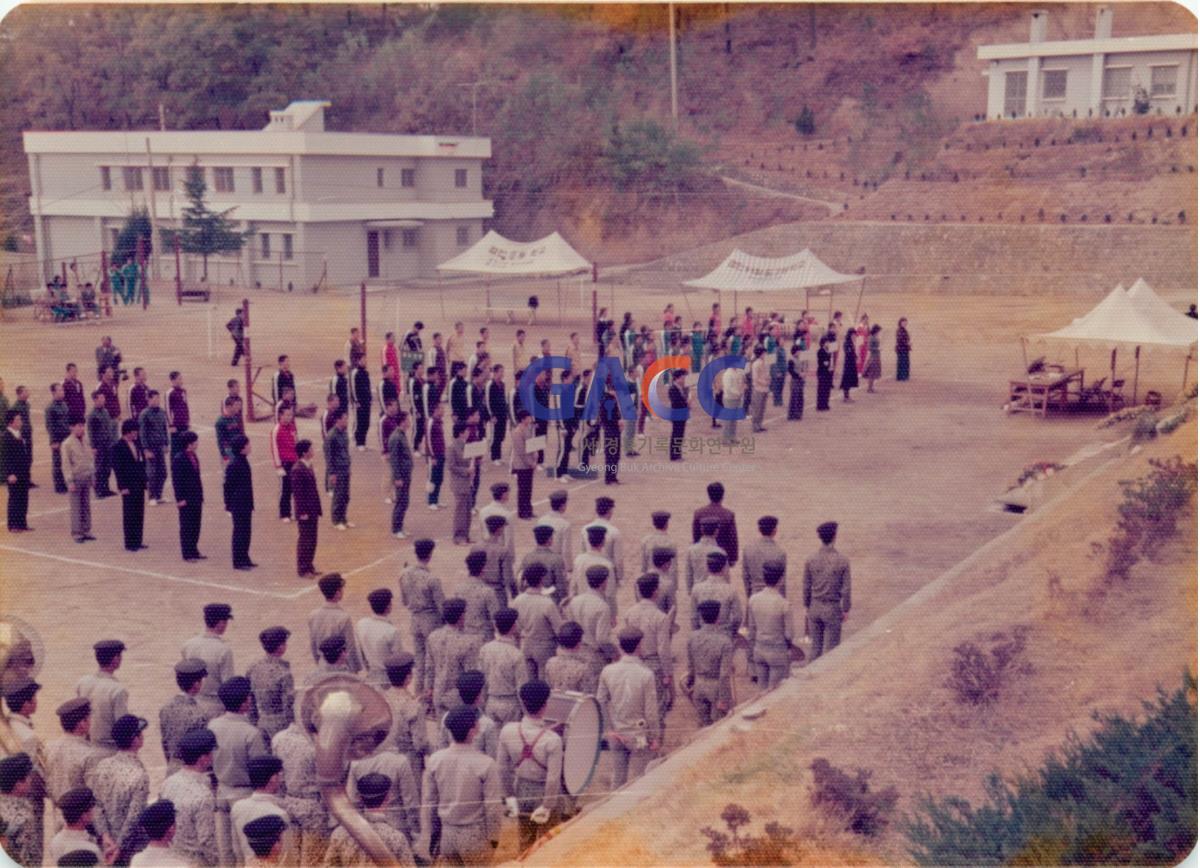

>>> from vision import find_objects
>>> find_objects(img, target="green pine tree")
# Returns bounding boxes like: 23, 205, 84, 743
111, 207, 152, 266
162, 163, 249, 279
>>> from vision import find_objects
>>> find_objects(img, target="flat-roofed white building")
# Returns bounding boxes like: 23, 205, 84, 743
978, 7, 1197, 120
23, 100, 493, 288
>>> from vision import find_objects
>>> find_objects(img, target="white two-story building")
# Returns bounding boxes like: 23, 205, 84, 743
23, 100, 493, 288
979, 7, 1196, 121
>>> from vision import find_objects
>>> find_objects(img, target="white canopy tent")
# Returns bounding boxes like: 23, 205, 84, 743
436, 230, 590, 324
1027, 280, 1197, 402
682, 248, 864, 318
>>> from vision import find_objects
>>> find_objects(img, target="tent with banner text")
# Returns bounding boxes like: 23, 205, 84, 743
437, 231, 591, 324
682, 248, 864, 317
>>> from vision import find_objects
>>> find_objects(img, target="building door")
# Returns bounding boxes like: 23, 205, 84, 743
1004, 71, 1027, 118
366, 231, 380, 278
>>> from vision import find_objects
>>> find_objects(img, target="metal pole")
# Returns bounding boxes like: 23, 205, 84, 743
206, 305, 213, 359
144, 137, 160, 279
243, 298, 254, 421
668, 3, 678, 127
174, 234, 182, 305
853, 277, 867, 321
360, 282, 368, 359
1182, 349, 1193, 394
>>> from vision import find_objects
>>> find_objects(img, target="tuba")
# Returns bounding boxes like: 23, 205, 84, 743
0, 616, 46, 768
301, 675, 398, 866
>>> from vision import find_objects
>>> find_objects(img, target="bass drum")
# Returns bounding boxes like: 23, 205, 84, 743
542, 691, 603, 797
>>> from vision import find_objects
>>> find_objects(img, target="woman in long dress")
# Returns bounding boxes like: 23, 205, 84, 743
816, 336, 834, 411
895, 317, 912, 381
863, 324, 883, 392
840, 329, 859, 402
856, 313, 871, 374
787, 344, 805, 419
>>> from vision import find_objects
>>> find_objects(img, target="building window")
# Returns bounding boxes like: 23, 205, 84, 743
275, 167, 286, 194
152, 167, 170, 191
252, 167, 263, 193
1042, 69, 1067, 101
213, 167, 235, 193
377, 168, 385, 188
402, 229, 418, 248
456, 225, 470, 246
187, 165, 204, 186
454, 168, 468, 188
260, 233, 271, 259
1004, 71, 1027, 117
1151, 65, 1178, 97
1102, 66, 1131, 100
401, 168, 415, 188
100, 166, 112, 191
123, 167, 144, 191
383, 230, 393, 250
282, 234, 293, 261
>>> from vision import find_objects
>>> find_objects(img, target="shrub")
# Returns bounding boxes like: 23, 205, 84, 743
701, 804, 798, 866
945, 628, 1029, 705
793, 106, 816, 136
810, 758, 899, 836
906, 676, 1197, 865
1106, 457, 1197, 581
1116, 457, 1197, 547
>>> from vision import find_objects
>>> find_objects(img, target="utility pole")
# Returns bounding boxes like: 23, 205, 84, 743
668, 3, 679, 126
145, 137, 160, 279
457, 80, 493, 136
158, 103, 166, 131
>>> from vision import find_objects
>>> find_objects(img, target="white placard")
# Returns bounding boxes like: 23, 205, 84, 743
464, 440, 487, 459
525, 435, 547, 454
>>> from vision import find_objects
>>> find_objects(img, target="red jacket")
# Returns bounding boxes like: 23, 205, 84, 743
271, 421, 298, 467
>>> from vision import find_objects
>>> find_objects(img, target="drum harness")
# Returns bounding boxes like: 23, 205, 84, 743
515, 720, 551, 773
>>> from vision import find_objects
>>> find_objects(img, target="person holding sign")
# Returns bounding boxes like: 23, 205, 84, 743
509, 410, 537, 520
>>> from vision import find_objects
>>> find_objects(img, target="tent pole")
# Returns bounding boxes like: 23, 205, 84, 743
1132, 345, 1141, 404
1183, 349, 1193, 394
828, 289, 834, 322
558, 281, 563, 326
1020, 336, 1031, 413
853, 277, 866, 321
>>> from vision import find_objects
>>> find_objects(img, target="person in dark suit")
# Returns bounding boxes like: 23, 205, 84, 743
816, 335, 834, 411
0, 409, 32, 531
486, 365, 509, 464
171, 430, 205, 561
290, 439, 322, 578
449, 362, 470, 423
111, 419, 147, 551
598, 385, 622, 485
668, 369, 689, 462
692, 481, 739, 566
223, 434, 256, 570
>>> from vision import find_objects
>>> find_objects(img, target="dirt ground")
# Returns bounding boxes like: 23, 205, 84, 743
527, 418, 1198, 866
0, 278, 1194, 861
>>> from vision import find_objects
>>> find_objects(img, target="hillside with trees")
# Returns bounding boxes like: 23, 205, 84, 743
0, 3, 1193, 262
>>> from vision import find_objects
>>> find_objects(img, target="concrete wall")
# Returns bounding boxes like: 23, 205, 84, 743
1103, 48, 1197, 116
297, 155, 484, 204
301, 222, 367, 288
987, 49, 1198, 118
415, 158, 483, 203
634, 222, 1198, 296
42, 216, 101, 267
